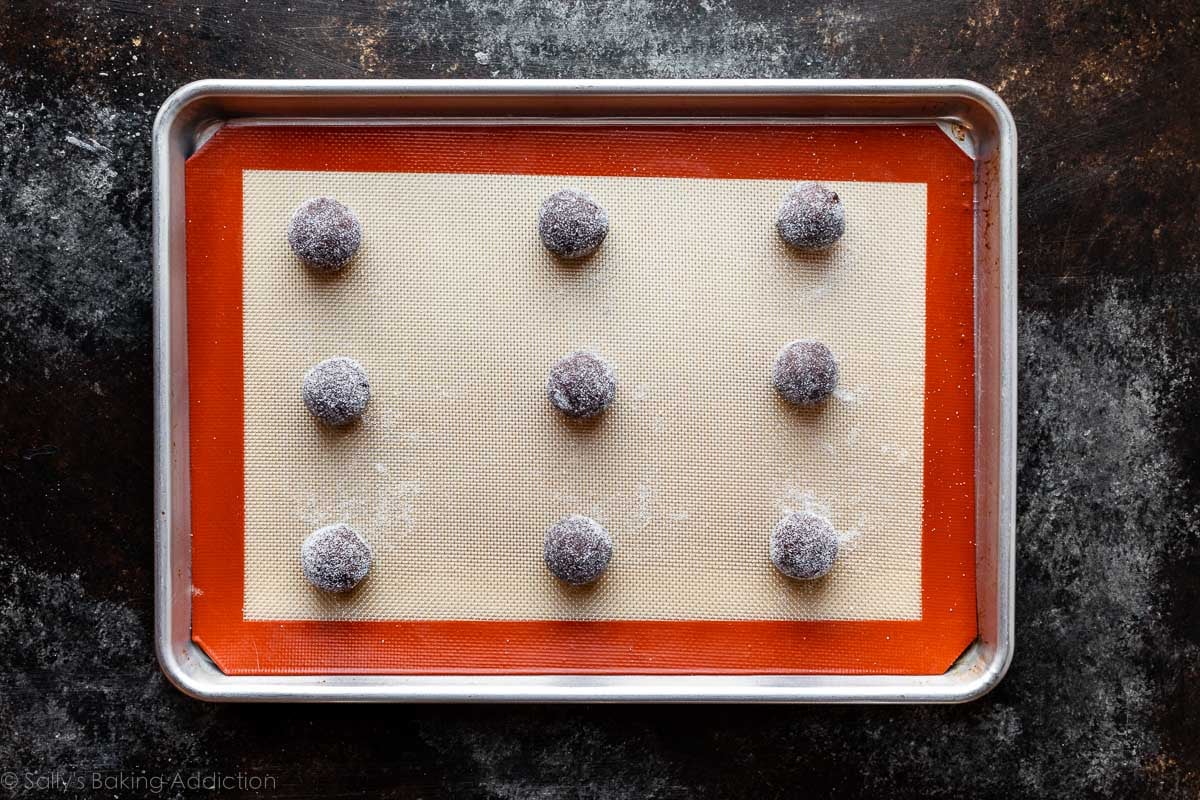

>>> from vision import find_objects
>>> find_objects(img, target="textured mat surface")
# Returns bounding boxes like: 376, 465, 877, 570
241, 170, 927, 622
184, 124, 976, 674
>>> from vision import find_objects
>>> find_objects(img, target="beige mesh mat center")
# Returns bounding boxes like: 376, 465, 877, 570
241, 170, 926, 622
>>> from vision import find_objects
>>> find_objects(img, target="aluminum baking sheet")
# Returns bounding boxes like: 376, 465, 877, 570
153, 79, 1016, 703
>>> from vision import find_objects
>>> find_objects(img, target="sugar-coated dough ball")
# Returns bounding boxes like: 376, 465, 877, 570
770, 512, 838, 580
776, 182, 845, 250
538, 189, 609, 259
301, 523, 373, 592
772, 340, 838, 405
288, 197, 362, 271
544, 515, 613, 585
546, 351, 616, 418
302, 356, 370, 426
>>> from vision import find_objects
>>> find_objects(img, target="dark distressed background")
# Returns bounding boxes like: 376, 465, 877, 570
1, 1, 1198, 797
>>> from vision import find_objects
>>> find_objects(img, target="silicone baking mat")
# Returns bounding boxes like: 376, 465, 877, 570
185, 124, 977, 675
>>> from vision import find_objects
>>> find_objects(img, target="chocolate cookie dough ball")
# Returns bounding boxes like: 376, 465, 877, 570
302, 356, 370, 426
288, 197, 362, 271
771, 340, 838, 405
546, 351, 616, 418
544, 515, 613, 585
301, 523, 373, 592
538, 189, 609, 259
770, 512, 838, 580
776, 182, 845, 250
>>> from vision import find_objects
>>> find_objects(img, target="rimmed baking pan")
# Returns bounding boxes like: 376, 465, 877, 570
153, 79, 1016, 702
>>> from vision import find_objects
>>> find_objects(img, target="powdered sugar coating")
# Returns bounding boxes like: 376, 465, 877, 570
287, 197, 362, 271
538, 189, 609, 259
546, 351, 616, 418
302, 356, 370, 425
776, 182, 846, 250
301, 523, 373, 592
772, 340, 838, 405
770, 512, 838, 580
544, 515, 613, 585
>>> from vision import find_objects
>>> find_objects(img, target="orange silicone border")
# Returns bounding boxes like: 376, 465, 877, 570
185, 124, 977, 675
